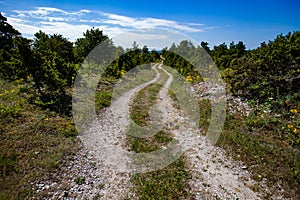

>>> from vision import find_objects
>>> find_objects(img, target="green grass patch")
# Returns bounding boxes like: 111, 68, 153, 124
130, 83, 161, 126
128, 131, 173, 153
198, 99, 211, 132
128, 67, 192, 199
95, 89, 112, 111
133, 158, 192, 200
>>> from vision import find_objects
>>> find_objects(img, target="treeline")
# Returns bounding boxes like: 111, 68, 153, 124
0, 13, 160, 115
162, 33, 300, 112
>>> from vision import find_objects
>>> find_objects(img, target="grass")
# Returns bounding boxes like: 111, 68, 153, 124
217, 111, 300, 199
0, 79, 79, 200
130, 83, 162, 127
132, 158, 191, 200
196, 90, 300, 198
127, 66, 193, 199
95, 77, 118, 113
95, 89, 113, 112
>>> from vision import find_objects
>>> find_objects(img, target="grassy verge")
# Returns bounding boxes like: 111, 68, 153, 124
0, 79, 79, 200
127, 68, 192, 199
218, 111, 299, 199
197, 93, 300, 198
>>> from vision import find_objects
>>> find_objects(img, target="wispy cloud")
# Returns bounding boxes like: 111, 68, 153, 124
101, 12, 204, 32
6, 7, 208, 48
12, 7, 90, 18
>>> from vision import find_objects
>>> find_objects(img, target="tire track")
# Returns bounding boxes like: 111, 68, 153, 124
35, 63, 263, 199
156, 64, 261, 199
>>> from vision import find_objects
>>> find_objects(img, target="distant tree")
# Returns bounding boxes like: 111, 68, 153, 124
150, 49, 160, 62
142, 45, 149, 54
169, 43, 176, 51
229, 41, 246, 57
211, 41, 247, 70
201, 41, 210, 53
212, 43, 228, 58
132, 41, 139, 51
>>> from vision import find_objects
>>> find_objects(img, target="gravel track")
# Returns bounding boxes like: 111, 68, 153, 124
35, 63, 264, 199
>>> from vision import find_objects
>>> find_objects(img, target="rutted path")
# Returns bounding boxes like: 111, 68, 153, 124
35, 63, 263, 199
34, 64, 163, 199
155, 64, 260, 199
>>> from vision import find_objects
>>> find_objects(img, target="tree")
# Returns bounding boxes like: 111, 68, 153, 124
142, 45, 149, 54
0, 13, 31, 80
212, 43, 228, 58
229, 41, 246, 57
29, 31, 77, 113
201, 41, 210, 53
75, 28, 109, 62
0, 13, 20, 52
2, 37, 32, 80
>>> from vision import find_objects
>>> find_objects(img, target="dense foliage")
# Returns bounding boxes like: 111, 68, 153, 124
162, 32, 300, 113
228, 33, 300, 111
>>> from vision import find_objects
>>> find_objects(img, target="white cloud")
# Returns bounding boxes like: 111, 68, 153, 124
187, 22, 205, 26
79, 9, 91, 13
6, 7, 207, 48
7, 17, 40, 36
101, 12, 204, 32
13, 7, 64, 18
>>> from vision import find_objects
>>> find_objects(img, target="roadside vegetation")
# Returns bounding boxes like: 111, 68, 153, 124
0, 79, 78, 199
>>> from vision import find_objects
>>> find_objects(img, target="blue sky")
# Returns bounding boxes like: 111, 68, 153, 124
1, 0, 299, 49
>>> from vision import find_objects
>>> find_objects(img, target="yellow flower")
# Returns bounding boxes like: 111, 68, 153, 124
10, 89, 15, 93
4, 90, 8, 94
16, 78, 23, 83
288, 124, 294, 129
120, 70, 126, 76
258, 174, 262, 179
45, 118, 49, 121
293, 128, 297, 134
185, 75, 193, 82
0, 94, 2, 97
290, 109, 298, 114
